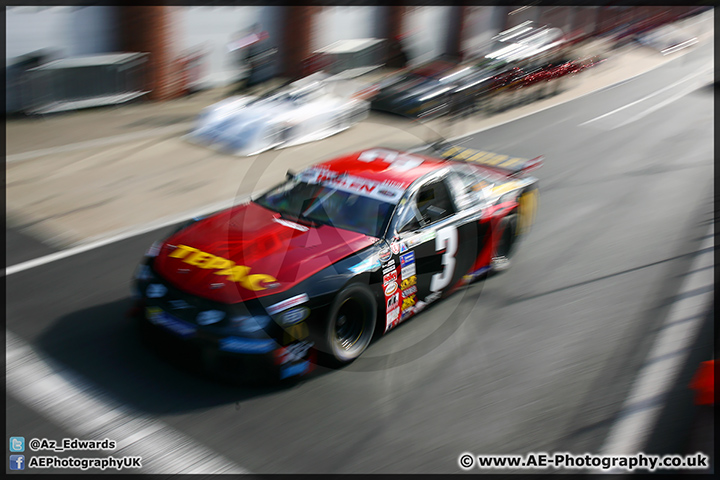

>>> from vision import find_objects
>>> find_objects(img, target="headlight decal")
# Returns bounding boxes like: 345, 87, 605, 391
266, 293, 309, 316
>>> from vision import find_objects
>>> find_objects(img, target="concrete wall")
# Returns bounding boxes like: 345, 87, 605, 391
402, 6, 454, 65
174, 6, 283, 89
6, 6, 116, 62
311, 6, 379, 51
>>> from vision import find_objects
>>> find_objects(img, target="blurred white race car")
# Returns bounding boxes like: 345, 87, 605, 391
187, 72, 373, 156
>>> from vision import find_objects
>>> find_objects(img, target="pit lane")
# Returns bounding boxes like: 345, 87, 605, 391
5, 40, 713, 473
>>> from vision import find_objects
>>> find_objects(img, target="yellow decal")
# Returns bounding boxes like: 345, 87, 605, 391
442, 146, 528, 171
402, 296, 416, 311
517, 189, 538, 235
441, 146, 464, 158
400, 275, 417, 290
492, 181, 521, 197
168, 244, 277, 291
283, 322, 309, 344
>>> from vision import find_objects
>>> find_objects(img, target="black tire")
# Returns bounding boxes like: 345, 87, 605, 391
490, 213, 518, 274
321, 283, 377, 366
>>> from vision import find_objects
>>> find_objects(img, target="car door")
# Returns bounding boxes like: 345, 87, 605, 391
387, 171, 479, 323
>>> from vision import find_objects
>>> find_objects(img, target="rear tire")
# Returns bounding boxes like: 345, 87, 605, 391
320, 284, 377, 366
490, 213, 518, 274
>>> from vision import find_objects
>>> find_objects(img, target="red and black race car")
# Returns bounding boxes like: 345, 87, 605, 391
130, 143, 542, 381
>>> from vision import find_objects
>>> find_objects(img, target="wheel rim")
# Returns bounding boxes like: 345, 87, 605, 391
334, 298, 366, 350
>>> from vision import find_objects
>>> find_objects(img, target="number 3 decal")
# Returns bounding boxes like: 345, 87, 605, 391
430, 226, 458, 292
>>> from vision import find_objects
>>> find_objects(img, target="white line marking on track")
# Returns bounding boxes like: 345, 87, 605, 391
6, 124, 192, 163
612, 80, 711, 129
578, 69, 708, 126
4, 196, 248, 277
598, 224, 714, 463
5, 330, 250, 474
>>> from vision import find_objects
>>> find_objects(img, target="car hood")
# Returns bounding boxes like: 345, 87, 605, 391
152, 202, 376, 303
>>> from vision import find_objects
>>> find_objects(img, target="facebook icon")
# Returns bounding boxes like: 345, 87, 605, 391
10, 455, 25, 470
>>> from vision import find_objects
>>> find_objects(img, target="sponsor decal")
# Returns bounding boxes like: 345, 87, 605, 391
280, 360, 311, 379
299, 166, 405, 203
386, 292, 399, 310
146, 283, 167, 299
390, 242, 400, 255
385, 307, 400, 332
401, 308, 414, 320
283, 322, 309, 344
400, 251, 415, 267
399, 243, 408, 253
209, 282, 225, 289
146, 307, 196, 338
407, 230, 437, 248
169, 299, 192, 310
266, 293, 309, 315
402, 295, 416, 311
382, 259, 396, 274
350, 256, 381, 274
400, 275, 417, 290
402, 285, 417, 298
401, 263, 416, 280
280, 307, 310, 326
413, 300, 428, 314
219, 337, 277, 354
379, 247, 392, 263
276, 341, 314, 365
196, 310, 226, 325
492, 180, 522, 197
272, 217, 309, 232
168, 244, 277, 291
384, 281, 398, 297
383, 270, 398, 285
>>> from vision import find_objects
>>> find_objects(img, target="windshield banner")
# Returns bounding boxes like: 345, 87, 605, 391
298, 167, 404, 203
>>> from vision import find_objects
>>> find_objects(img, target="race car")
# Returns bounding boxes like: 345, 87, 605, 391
370, 58, 506, 119
187, 72, 370, 156
129, 144, 542, 381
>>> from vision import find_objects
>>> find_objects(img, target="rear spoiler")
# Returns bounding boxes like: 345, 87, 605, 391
431, 141, 543, 177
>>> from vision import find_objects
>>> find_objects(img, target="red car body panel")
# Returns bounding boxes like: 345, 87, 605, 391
313, 149, 446, 189
153, 201, 376, 303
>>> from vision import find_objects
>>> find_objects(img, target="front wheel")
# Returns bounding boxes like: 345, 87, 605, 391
321, 284, 377, 366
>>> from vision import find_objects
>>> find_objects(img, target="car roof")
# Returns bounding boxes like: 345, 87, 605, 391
310, 148, 448, 190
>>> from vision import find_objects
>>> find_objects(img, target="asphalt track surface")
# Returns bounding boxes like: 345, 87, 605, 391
5, 41, 714, 474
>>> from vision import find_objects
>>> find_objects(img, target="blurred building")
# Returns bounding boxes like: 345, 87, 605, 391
6, 5, 706, 106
